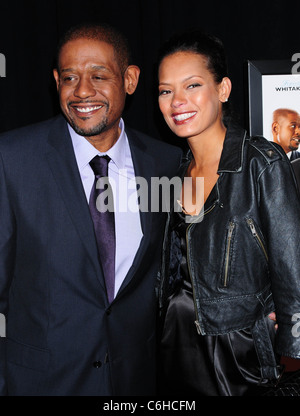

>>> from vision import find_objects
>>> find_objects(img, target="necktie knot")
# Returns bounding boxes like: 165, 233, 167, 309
90, 155, 111, 177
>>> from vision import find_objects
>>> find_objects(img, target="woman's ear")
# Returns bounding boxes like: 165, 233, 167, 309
124, 65, 140, 95
219, 77, 232, 103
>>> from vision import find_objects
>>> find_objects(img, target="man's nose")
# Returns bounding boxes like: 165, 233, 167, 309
74, 77, 96, 98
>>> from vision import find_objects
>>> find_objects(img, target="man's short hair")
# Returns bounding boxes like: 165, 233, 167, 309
273, 108, 298, 122
56, 22, 132, 75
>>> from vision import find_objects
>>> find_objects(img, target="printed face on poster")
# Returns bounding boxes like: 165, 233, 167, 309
247, 60, 300, 148
262, 74, 300, 141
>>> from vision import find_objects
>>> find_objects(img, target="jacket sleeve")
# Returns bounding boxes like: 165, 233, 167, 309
258, 154, 300, 359
0, 151, 16, 395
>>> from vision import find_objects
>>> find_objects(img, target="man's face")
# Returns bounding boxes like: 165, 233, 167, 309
53, 38, 128, 145
274, 112, 300, 153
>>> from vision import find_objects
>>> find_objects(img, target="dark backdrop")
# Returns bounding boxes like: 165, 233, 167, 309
0, 0, 299, 146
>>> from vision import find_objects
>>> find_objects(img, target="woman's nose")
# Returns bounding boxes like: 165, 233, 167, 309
171, 90, 187, 108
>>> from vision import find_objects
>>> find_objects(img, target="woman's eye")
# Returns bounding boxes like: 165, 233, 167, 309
159, 90, 171, 96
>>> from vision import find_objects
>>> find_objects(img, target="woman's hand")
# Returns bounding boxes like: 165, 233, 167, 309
268, 312, 278, 330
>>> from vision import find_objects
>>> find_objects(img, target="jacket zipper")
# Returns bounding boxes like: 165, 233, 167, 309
246, 218, 268, 261
223, 221, 235, 287
158, 213, 172, 310
186, 203, 217, 335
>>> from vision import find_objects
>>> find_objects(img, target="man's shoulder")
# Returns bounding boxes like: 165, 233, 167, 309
291, 150, 300, 161
0, 115, 64, 147
292, 157, 300, 172
125, 126, 182, 157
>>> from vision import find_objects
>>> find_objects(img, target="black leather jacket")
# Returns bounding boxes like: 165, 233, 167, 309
157, 123, 300, 380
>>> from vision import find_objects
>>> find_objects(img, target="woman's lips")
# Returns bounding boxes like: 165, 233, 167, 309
172, 111, 197, 125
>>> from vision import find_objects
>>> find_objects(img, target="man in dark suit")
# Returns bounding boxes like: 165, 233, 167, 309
0, 23, 182, 396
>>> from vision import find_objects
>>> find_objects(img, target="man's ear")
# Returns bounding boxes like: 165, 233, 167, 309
124, 65, 140, 95
53, 69, 60, 91
272, 121, 279, 134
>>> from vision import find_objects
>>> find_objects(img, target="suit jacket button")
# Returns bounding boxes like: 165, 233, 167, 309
93, 361, 102, 368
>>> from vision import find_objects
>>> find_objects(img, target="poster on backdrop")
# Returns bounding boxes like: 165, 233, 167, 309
247, 60, 300, 148
262, 73, 300, 141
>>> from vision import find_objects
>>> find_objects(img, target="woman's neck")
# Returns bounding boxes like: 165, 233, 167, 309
187, 122, 227, 169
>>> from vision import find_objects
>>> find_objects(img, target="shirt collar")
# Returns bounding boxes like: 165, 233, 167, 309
68, 118, 127, 171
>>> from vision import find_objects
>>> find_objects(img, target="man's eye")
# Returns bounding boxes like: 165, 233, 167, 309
62, 76, 75, 83
187, 83, 201, 89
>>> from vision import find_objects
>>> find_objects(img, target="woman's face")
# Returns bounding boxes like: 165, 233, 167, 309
158, 51, 226, 139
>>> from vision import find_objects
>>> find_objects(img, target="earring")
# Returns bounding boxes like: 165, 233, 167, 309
225, 98, 228, 102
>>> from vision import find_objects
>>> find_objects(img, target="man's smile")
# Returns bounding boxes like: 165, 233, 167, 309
75, 105, 103, 113
69, 103, 105, 117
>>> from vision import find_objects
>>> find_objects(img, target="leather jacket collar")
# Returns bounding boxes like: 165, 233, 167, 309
182, 122, 247, 174
218, 123, 247, 173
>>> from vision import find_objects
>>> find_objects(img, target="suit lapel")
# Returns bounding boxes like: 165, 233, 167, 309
45, 119, 158, 298
116, 128, 156, 295
45, 116, 105, 289
127, 128, 155, 237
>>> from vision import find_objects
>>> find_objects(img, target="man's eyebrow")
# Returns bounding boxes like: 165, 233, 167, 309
60, 68, 75, 74
90, 65, 109, 71
60, 65, 109, 73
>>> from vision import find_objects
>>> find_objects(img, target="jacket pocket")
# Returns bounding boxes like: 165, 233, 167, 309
246, 218, 268, 262
6, 338, 50, 372
222, 221, 236, 287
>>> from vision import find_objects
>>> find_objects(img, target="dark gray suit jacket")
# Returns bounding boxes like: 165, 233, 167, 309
0, 115, 182, 396
290, 150, 300, 162
292, 157, 300, 191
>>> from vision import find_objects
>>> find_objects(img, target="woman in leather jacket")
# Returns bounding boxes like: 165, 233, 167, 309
156, 30, 300, 396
